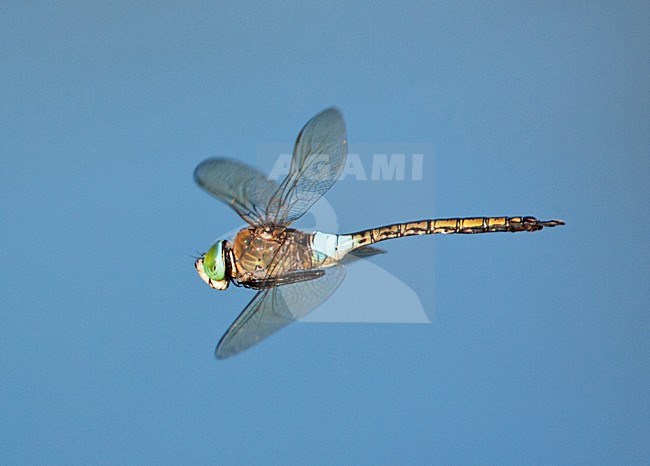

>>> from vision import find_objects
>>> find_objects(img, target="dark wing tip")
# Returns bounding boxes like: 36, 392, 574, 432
307, 107, 346, 133
319, 106, 343, 117
214, 347, 228, 360
214, 334, 235, 360
193, 158, 221, 184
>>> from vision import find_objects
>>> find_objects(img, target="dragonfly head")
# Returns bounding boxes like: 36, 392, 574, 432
195, 240, 230, 290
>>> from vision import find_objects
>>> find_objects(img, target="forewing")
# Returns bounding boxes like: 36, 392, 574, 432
265, 108, 347, 225
215, 265, 346, 359
194, 158, 280, 226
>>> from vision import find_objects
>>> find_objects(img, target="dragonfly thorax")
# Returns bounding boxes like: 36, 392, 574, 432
231, 227, 314, 283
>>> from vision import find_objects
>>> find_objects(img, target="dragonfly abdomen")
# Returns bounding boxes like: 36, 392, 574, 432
311, 232, 355, 264
349, 216, 565, 248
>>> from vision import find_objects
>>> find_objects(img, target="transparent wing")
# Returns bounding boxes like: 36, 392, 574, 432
194, 158, 280, 226
264, 108, 347, 225
215, 265, 346, 359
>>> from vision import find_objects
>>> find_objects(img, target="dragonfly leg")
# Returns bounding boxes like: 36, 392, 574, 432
241, 269, 326, 290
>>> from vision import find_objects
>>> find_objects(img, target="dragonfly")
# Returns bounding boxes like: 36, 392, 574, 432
194, 108, 564, 359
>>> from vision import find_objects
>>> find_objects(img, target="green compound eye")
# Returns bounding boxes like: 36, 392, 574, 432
203, 241, 226, 281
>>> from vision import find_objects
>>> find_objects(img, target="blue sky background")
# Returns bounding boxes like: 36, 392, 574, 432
2, 2, 648, 464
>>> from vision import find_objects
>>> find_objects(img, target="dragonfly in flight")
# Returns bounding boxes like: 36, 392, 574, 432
194, 108, 564, 359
